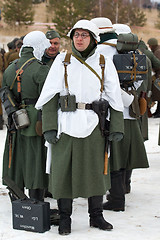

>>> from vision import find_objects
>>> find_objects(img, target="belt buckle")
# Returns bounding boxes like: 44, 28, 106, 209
77, 102, 86, 110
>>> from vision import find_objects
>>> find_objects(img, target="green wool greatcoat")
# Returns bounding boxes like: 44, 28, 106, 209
42, 96, 124, 200
49, 127, 111, 199
110, 120, 149, 172
2, 47, 50, 189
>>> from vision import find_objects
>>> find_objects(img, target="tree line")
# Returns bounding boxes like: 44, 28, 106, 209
1, 0, 153, 36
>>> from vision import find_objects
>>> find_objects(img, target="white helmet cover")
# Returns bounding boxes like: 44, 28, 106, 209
20, 31, 50, 61
91, 17, 115, 34
113, 24, 131, 35
67, 19, 100, 42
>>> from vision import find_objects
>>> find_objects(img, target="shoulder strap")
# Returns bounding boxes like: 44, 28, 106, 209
10, 57, 36, 90
101, 42, 116, 47
72, 52, 105, 93
99, 54, 105, 93
63, 52, 105, 93
63, 52, 71, 89
72, 52, 102, 82
136, 49, 143, 55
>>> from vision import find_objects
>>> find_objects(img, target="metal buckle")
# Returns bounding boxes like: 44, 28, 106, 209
77, 102, 86, 110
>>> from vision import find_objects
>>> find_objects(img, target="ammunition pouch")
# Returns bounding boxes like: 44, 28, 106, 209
60, 94, 76, 112
0, 86, 19, 116
92, 99, 109, 137
130, 90, 147, 118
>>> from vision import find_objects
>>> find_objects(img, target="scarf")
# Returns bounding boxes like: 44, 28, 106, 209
99, 32, 118, 44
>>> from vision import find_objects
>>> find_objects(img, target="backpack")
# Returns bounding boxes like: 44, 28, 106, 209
113, 33, 148, 88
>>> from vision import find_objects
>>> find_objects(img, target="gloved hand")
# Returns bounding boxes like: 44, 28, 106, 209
108, 132, 123, 142
44, 130, 58, 144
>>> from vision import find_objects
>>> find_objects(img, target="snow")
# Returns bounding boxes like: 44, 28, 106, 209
0, 116, 160, 240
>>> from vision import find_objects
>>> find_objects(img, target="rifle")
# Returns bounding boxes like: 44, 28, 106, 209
3, 175, 28, 201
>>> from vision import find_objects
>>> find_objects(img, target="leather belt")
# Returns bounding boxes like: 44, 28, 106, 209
24, 99, 38, 105
76, 102, 93, 110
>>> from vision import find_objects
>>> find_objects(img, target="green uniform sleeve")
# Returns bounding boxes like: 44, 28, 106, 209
109, 107, 124, 135
42, 94, 59, 133
35, 64, 50, 94
150, 53, 160, 72
2, 71, 7, 87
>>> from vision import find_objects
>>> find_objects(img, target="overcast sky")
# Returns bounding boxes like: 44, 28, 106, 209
151, 0, 160, 2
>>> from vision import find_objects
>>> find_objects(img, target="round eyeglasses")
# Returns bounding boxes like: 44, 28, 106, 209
73, 32, 90, 39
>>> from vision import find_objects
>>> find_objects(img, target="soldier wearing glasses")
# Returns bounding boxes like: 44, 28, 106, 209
36, 19, 124, 235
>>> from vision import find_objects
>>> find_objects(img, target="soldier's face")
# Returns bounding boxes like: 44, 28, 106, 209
73, 29, 90, 52
46, 38, 60, 57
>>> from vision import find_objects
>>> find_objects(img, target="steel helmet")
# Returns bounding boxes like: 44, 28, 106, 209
20, 31, 50, 60
90, 17, 115, 34
113, 23, 131, 35
147, 38, 158, 46
67, 19, 100, 42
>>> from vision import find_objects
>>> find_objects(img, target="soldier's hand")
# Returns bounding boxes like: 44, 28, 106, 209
108, 132, 123, 142
44, 130, 58, 144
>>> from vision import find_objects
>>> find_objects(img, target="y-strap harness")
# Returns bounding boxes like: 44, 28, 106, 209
63, 52, 105, 110
11, 57, 36, 105
63, 53, 109, 175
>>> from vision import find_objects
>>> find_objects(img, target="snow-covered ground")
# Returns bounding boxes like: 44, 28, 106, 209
0, 116, 160, 240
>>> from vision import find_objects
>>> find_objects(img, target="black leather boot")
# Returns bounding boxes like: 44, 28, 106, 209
88, 196, 113, 231
57, 198, 73, 235
44, 188, 53, 198
125, 169, 132, 194
103, 170, 125, 211
50, 209, 60, 226
29, 188, 45, 201
29, 189, 60, 225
